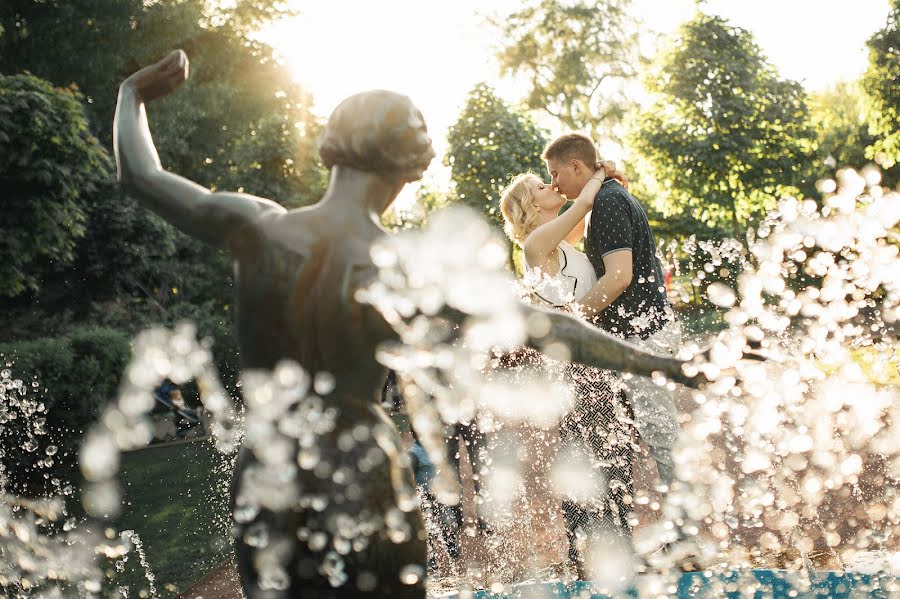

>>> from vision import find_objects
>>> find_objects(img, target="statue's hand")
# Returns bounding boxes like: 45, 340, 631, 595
123, 50, 189, 102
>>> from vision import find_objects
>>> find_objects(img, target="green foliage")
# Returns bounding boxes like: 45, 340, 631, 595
810, 82, 874, 171
0, 0, 295, 141
0, 0, 327, 356
125, 2, 328, 209
0, 0, 144, 136
1, 0, 327, 208
381, 181, 457, 232
630, 14, 816, 239
862, 3, 900, 170
0, 73, 112, 297
446, 83, 548, 226
0, 326, 132, 496
214, 102, 328, 209
491, 0, 642, 142
805, 82, 880, 194
70, 180, 178, 297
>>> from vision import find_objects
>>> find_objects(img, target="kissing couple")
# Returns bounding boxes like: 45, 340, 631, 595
499, 133, 683, 574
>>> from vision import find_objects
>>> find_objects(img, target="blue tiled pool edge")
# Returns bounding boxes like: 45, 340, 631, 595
436, 569, 899, 598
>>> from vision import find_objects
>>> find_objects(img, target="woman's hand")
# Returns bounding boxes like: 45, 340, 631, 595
598, 160, 618, 176
598, 159, 629, 188
122, 50, 189, 103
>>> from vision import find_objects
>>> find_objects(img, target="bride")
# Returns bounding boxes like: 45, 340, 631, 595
499, 162, 638, 577
500, 166, 606, 307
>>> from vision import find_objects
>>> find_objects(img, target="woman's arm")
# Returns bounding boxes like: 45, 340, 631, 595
523, 168, 605, 270
114, 50, 284, 251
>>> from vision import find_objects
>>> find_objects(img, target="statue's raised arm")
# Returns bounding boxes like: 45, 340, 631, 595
113, 50, 285, 251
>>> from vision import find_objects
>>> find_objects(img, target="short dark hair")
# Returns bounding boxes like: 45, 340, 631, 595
542, 133, 598, 166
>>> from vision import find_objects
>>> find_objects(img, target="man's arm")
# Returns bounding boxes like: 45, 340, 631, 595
578, 249, 633, 316
114, 50, 285, 251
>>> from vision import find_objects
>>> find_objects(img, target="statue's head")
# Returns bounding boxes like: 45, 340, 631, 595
318, 90, 436, 183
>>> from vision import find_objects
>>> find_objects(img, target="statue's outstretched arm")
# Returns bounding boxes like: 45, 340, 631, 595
113, 50, 285, 250
518, 303, 700, 387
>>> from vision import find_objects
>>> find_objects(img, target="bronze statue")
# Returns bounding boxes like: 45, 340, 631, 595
113, 50, 698, 598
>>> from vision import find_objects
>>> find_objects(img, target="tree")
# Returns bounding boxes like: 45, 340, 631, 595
0, 1, 326, 209
0, 0, 327, 402
0, 0, 143, 137
212, 95, 328, 209
862, 1, 900, 170
381, 179, 456, 232
446, 83, 549, 227
630, 14, 816, 239
0, 0, 293, 142
491, 0, 642, 143
805, 82, 877, 193
0, 0, 329, 319
0, 74, 111, 297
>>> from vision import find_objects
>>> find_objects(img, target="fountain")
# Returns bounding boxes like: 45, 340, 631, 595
0, 48, 897, 599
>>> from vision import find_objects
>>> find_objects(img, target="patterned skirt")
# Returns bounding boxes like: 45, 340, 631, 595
559, 363, 638, 567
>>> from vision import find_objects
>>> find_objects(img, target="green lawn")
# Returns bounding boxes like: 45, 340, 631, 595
108, 440, 235, 597
677, 306, 729, 339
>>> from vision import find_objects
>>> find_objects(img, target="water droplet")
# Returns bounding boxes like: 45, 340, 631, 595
309, 531, 328, 551
244, 522, 269, 548
398, 563, 423, 585
706, 282, 736, 308
314, 372, 336, 395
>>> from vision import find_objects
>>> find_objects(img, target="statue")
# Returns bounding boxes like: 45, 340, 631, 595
113, 50, 700, 598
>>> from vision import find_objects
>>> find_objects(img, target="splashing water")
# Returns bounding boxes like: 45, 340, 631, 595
121, 531, 157, 598
0, 367, 118, 597
658, 171, 899, 578
81, 324, 241, 522
357, 174, 899, 593
1, 325, 241, 596
0, 171, 897, 598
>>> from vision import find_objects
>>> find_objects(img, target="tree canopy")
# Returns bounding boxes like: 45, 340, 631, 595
630, 13, 816, 239
0, 74, 110, 297
491, 0, 642, 143
862, 1, 900, 169
446, 83, 548, 227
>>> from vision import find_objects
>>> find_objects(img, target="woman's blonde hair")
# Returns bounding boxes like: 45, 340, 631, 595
500, 173, 541, 246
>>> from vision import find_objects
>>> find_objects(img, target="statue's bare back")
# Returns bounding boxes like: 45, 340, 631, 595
235, 207, 393, 401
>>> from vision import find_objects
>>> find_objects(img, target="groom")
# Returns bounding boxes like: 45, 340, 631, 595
544, 134, 682, 515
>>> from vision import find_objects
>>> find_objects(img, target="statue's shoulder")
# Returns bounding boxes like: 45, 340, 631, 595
229, 208, 317, 262
256, 205, 316, 234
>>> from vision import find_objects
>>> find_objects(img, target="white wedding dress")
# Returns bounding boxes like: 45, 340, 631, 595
525, 241, 597, 307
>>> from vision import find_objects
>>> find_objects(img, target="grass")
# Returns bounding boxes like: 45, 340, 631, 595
817, 345, 900, 386
676, 305, 729, 340
850, 345, 900, 385
106, 439, 234, 597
